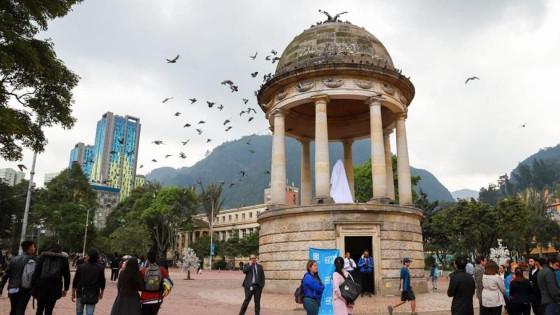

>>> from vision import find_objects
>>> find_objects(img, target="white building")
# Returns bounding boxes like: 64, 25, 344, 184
43, 172, 61, 186
0, 168, 25, 186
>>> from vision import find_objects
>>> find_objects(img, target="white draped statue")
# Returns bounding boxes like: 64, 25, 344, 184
330, 159, 354, 203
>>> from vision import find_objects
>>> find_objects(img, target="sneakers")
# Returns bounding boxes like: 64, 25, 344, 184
387, 305, 393, 315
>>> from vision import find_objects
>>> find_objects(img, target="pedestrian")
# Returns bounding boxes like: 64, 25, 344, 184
333, 257, 354, 315
475, 256, 487, 311
72, 249, 106, 315
536, 255, 560, 315
140, 251, 170, 315
239, 254, 265, 315
0, 240, 37, 315
343, 252, 357, 280
111, 258, 143, 315
430, 263, 440, 290
31, 243, 71, 315
357, 250, 373, 296
504, 259, 513, 279
528, 257, 543, 315
499, 265, 506, 280
301, 260, 324, 315
509, 268, 532, 315
110, 253, 121, 282
388, 258, 417, 315
447, 256, 476, 315
504, 268, 514, 313
466, 258, 475, 276
197, 258, 203, 274
481, 260, 505, 315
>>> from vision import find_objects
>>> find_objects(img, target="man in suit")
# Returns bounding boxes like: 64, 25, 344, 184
239, 254, 265, 315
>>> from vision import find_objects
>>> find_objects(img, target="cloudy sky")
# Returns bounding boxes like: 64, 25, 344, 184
2, 0, 559, 192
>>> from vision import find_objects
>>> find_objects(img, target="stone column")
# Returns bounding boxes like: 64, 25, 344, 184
343, 140, 355, 200
313, 95, 331, 202
300, 139, 312, 205
270, 110, 286, 205
367, 97, 387, 200
396, 114, 412, 205
384, 131, 395, 200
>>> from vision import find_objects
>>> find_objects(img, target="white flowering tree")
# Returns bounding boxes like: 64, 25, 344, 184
181, 247, 200, 280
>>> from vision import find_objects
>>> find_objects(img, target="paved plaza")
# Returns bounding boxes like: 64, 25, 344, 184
0, 268, 477, 315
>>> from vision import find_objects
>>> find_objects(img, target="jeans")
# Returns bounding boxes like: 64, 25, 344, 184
76, 298, 96, 315
36, 298, 57, 315
543, 303, 560, 315
303, 297, 319, 315
8, 289, 32, 315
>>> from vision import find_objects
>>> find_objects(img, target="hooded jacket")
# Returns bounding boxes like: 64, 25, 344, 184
31, 251, 71, 300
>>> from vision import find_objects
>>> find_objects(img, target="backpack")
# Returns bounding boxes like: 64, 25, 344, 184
294, 279, 304, 304
40, 257, 61, 280
20, 258, 36, 289
144, 265, 162, 292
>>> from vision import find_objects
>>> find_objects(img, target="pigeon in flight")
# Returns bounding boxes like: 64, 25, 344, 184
17, 164, 27, 172
181, 139, 190, 146
197, 120, 206, 124
207, 101, 215, 108
152, 140, 164, 145
243, 98, 249, 104
217, 104, 224, 111
264, 170, 270, 174
265, 55, 271, 61
117, 138, 124, 144
239, 110, 247, 116
271, 49, 278, 55
179, 152, 187, 159
184, 123, 191, 128
249, 149, 255, 154
465, 76, 480, 84
240, 170, 247, 177
166, 54, 180, 63
247, 107, 257, 114
189, 98, 197, 104
223, 119, 231, 125
139, 164, 144, 169
230, 85, 238, 93
246, 140, 251, 145
521, 122, 528, 128
196, 129, 203, 135
251, 72, 258, 78
248, 117, 254, 122
221, 80, 235, 86
174, 112, 181, 117
206, 139, 212, 143
249, 52, 258, 60
165, 154, 173, 158
271, 56, 281, 64
225, 126, 232, 132
162, 97, 173, 103
229, 183, 235, 188
110, 150, 118, 155
152, 159, 157, 162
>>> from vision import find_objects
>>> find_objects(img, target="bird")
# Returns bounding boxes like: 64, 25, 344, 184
248, 149, 255, 154
217, 104, 224, 111
196, 129, 203, 135
239, 110, 247, 116
117, 138, 124, 144
179, 152, 187, 159
181, 139, 190, 146
251, 72, 258, 78
246, 139, 251, 145
17, 164, 26, 172
152, 140, 163, 145
221, 80, 234, 86
197, 120, 206, 124
189, 98, 197, 104
166, 54, 180, 63
240, 170, 247, 177
225, 126, 232, 132
139, 164, 144, 169
174, 112, 181, 116
249, 52, 258, 60
272, 57, 281, 64
265, 55, 271, 61
206, 139, 212, 143
206, 101, 215, 108
127, 150, 134, 155
165, 154, 173, 158
247, 107, 257, 114
109, 150, 118, 155
183, 123, 191, 128
151, 159, 157, 162
223, 119, 231, 125
162, 97, 173, 103
521, 122, 528, 128
465, 76, 480, 84
264, 170, 270, 174
242, 98, 249, 104
229, 183, 235, 188
271, 49, 278, 55
248, 117, 254, 122
230, 85, 238, 93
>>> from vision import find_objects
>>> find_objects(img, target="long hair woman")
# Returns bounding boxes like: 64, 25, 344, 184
111, 257, 143, 315
302, 260, 324, 315
333, 257, 355, 315
481, 260, 506, 315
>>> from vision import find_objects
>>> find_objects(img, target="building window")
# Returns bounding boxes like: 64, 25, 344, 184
242, 229, 247, 238
235, 214, 238, 221
242, 213, 245, 220
249, 212, 253, 218
229, 215, 232, 221
222, 216, 225, 222
256, 211, 261, 216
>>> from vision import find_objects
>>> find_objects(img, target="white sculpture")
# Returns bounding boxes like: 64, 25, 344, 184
181, 247, 200, 280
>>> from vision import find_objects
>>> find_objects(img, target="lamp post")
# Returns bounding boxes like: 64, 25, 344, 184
82, 207, 91, 257
209, 202, 214, 271
18, 151, 37, 255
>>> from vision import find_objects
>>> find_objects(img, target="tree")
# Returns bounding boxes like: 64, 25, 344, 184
1, 1, 82, 160
190, 235, 211, 258
198, 181, 224, 223
0, 180, 31, 252
180, 247, 200, 280
108, 222, 151, 256
479, 184, 500, 206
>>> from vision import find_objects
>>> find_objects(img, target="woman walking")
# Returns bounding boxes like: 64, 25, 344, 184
333, 257, 354, 315
302, 260, 324, 315
508, 269, 532, 315
481, 260, 506, 315
111, 258, 143, 315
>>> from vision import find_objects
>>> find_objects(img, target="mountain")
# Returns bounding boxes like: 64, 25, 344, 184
451, 189, 479, 201
146, 135, 454, 208
511, 144, 560, 177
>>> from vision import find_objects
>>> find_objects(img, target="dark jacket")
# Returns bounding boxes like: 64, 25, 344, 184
72, 261, 106, 298
0, 253, 34, 291
509, 278, 532, 305
447, 270, 476, 315
529, 267, 541, 303
537, 265, 560, 305
31, 251, 71, 300
241, 263, 265, 288
302, 272, 324, 301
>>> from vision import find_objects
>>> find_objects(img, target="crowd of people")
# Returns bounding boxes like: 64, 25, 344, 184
0, 240, 172, 315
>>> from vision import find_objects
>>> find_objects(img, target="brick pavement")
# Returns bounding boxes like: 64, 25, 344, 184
1, 268, 477, 315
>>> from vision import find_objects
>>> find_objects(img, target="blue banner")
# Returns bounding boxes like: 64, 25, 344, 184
309, 248, 339, 315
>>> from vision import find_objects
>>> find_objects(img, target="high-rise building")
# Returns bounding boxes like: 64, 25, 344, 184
90, 112, 141, 200
43, 172, 61, 186
69, 142, 94, 179
91, 184, 120, 229
0, 168, 25, 186
135, 175, 146, 188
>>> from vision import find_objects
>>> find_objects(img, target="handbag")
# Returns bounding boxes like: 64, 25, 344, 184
339, 272, 361, 303
80, 287, 99, 305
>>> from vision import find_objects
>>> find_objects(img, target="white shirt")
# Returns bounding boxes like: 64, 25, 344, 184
344, 257, 356, 272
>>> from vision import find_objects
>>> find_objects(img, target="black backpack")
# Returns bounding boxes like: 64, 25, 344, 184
40, 257, 62, 280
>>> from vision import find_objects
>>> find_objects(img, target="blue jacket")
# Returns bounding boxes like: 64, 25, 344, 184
358, 256, 373, 273
302, 272, 324, 301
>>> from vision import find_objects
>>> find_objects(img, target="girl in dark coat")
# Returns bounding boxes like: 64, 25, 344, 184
509, 269, 532, 315
111, 258, 143, 315
32, 244, 71, 315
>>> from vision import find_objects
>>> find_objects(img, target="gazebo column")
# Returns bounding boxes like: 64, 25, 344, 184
384, 131, 395, 200
313, 95, 332, 203
270, 110, 286, 205
343, 140, 355, 200
396, 114, 413, 205
367, 97, 388, 201
300, 139, 312, 205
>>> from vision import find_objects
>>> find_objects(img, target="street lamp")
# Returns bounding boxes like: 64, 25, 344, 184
209, 202, 214, 271
18, 150, 37, 255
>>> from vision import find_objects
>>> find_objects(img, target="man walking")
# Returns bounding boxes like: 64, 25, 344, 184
528, 257, 543, 315
536, 255, 560, 315
0, 240, 37, 315
110, 253, 121, 282
31, 243, 71, 315
358, 250, 374, 296
140, 250, 170, 315
72, 249, 106, 315
473, 255, 486, 313
239, 254, 265, 315
388, 258, 417, 315
447, 256, 476, 315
